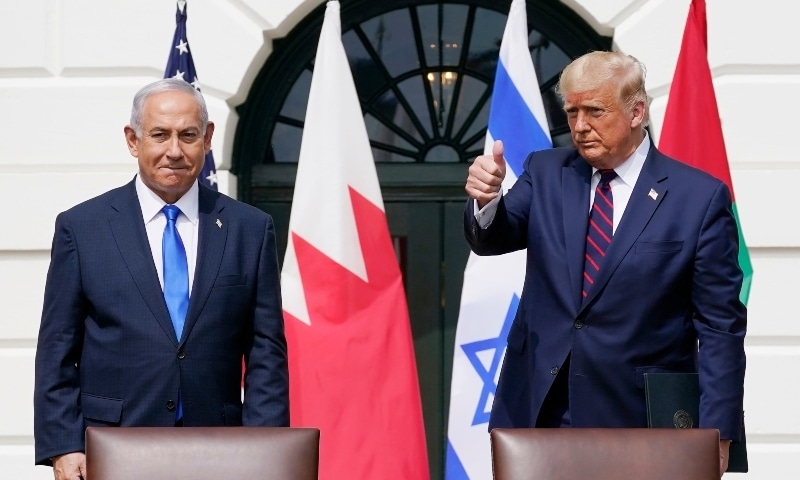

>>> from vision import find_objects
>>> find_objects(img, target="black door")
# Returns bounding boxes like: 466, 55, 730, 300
385, 200, 469, 478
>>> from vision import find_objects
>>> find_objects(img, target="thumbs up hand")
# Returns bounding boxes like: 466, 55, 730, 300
466, 140, 507, 209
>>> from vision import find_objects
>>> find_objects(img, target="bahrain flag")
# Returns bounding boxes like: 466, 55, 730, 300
281, 2, 430, 479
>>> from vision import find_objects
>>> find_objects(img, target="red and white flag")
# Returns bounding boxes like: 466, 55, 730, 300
281, 2, 429, 479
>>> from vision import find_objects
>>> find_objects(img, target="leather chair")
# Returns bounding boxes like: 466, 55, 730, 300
86, 426, 319, 480
490, 427, 719, 480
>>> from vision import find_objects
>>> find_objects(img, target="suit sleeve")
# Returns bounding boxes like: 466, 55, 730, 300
692, 182, 747, 441
33, 213, 88, 465
242, 216, 290, 426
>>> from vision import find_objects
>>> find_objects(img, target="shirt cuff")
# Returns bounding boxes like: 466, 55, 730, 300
474, 194, 502, 229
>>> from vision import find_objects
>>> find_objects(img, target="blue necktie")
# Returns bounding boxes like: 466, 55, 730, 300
162, 205, 188, 421
582, 169, 617, 300
162, 205, 189, 339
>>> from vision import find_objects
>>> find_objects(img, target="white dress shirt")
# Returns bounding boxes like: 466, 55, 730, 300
135, 175, 199, 295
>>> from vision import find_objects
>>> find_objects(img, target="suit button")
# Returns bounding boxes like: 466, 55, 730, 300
177, 350, 185, 359
574, 321, 584, 329
550, 366, 559, 375
166, 400, 176, 411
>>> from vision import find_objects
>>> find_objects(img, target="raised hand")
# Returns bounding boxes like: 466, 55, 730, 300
466, 140, 507, 209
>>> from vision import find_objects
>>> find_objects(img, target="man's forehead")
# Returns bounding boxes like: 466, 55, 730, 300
142, 91, 200, 112
141, 109, 203, 130
564, 87, 615, 107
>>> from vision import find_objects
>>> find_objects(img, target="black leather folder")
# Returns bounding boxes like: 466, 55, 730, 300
644, 372, 748, 473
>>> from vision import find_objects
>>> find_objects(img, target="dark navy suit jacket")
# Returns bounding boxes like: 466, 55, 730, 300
465, 145, 746, 440
34, 179, 289, 465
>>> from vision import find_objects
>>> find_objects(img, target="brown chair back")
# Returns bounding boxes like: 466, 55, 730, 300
490, 427, 719, 480
86, 426, 319, 480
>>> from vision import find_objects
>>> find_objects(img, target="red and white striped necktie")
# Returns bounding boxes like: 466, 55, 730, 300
582, 169, 617, 299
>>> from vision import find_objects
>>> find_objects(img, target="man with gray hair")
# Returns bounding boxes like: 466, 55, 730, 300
465, 51, 745, 476
34, 78, 289, 480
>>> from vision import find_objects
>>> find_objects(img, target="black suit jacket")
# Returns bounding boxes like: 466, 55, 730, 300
34, 179, 289, 465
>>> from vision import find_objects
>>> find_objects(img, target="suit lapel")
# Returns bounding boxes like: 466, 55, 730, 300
108, 181, 179, 345
563, 159, 593, 310
181, 185, 228, 345
579, 149, 669, 311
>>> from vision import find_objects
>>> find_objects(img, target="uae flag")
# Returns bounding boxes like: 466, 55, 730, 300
659, 0, 752, 303
281, 2, 429, 479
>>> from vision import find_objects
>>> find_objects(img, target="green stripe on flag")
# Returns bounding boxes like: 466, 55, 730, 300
732, 203, 752, 305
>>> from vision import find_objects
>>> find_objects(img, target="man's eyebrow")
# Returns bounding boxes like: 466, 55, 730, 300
146, 126, 201, 133
578, 100, 605, 108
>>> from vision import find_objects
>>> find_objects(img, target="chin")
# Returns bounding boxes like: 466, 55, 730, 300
155, 177, 191, 192
157, 172, 191, 185
578, 149, 598, 161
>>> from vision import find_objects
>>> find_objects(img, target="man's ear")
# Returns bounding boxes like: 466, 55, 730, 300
203, 121, 215, 154
630, 100, 646, 129
124, 126, 139, 157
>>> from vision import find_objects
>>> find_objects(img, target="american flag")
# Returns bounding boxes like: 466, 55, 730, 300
164, 0, 218, 190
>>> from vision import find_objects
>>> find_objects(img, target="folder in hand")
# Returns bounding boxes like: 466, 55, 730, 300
643, 372, 748, 473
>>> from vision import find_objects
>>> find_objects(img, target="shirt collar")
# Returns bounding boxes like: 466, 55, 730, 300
592, 130, 651, 187
135, 175, 200, 225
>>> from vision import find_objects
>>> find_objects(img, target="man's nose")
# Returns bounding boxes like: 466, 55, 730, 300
574, 112, 591, 132
166, 134, 182, 158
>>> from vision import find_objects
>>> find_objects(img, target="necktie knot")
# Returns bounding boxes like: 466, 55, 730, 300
163, 204, 182, 223
599, 169, 617, 189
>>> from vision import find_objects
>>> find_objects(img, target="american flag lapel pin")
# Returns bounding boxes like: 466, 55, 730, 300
648, 188, 658, 200
216, 219, 222, 228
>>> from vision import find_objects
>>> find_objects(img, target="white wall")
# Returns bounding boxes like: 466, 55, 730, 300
0, 0, 796, 478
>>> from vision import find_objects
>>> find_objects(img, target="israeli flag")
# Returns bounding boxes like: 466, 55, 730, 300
445, 0, 552, 478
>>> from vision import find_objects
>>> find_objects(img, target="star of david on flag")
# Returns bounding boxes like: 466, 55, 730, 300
164, 0, 218, 190
460, 294, 519, 426
445, 0, 552, 478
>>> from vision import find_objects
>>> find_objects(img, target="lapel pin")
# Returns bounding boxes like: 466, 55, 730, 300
216, 219, 222, 228
648, 188, 658, 200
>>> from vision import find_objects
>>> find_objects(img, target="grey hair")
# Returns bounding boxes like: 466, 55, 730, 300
556, 51, 650, 126
129, 78, 209, 137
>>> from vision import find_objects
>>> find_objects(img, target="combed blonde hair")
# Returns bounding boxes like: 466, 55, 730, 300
556, 51, 650, 125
